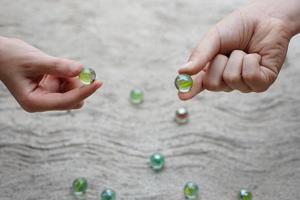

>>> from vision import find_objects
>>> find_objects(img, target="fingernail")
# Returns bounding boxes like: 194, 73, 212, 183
70, 62, 83, 73
178, 61, 193, 73
181, 61, 193, 68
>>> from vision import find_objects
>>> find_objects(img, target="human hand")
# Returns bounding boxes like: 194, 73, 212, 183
178, 0, 300, 100
0, 37, 102, 112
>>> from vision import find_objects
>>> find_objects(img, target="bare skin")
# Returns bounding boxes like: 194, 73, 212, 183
1, 0, 299, 111
0, 37, 102, 112
178, 0, 300, 100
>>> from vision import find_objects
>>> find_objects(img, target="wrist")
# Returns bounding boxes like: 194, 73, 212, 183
250, 0, 300, 36
276, 0, 300, 36
287, 3, 300, 35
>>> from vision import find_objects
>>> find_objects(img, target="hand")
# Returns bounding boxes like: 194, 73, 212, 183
178, 0, 300, 100
0, 37, 102, 112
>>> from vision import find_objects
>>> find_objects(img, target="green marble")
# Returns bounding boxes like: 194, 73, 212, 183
175, 74, 193, 93
130, 88, 144, 105
239, 189, 252, 200
175, 107, 189, 124
72, 177, 88, 196
79, 68, 96, 85
184, 182, 199, 200
149, 153, 165, 171
100, 188, 116, 200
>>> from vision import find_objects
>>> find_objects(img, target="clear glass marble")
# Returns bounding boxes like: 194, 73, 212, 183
239, 189, 252, 200
184, 182, 199, 200
72, 177, 88, 197
175, 74, 193, 93
175, 107, 189, 124
100, 188, 116, 200
130, 88, 144, 105
79, 68, 96, 85
149, 153, 165, 172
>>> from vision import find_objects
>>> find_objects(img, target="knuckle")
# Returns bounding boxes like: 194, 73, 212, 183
53, 58, 74, 76
52, 58, 62, 72
204, 79, 221, 91
243, 71, 259, 82
231, 50, 240, 55
243, 54, 252, 60
253, 86, 269, 93
212, 54, 228, 65
215, 54, 228, 61
231, 50, 245, 57
74, 102, 84, 109
223, 87, 233, 93
238, 88, 251, 93
19, 97, 38, 113
223, 72, 240, 85
49, 58, 69, 74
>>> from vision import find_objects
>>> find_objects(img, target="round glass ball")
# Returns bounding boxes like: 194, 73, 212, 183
129, 88, 144, 105
175, 74, 193, 93
100, 188, 116, 200
72, 177, 88, 197
79, 67, 96, 85
184, 182, 199, 200
149, 153, 165, 172
175, 107, 189, 124
239, 189, 252, 200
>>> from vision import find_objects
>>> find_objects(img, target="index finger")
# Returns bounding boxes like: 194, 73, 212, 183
178, 27, 221, 75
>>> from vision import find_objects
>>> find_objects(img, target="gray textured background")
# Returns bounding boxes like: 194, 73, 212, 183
0, 0, 299, 199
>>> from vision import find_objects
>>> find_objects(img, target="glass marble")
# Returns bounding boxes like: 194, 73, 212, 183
184, 182, 199, 200
130, 88, 144, 105
79, 68, 96, 85
175, 107, 189, 124
175, 74, 193, 93
149, 153, 165, 171
239, 189, 252, 200
72, 177, 88, 196
100, 188, 116, 200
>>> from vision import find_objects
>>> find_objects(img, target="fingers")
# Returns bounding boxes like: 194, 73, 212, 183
178, 70, 206, 101
242, 53, 277, 92
60, 77, 83, 93
22, 81, 102, 112
223, 50, 251, 92
177, 51, 279, 101
203, 54, 232, 92
26, 54, 83, 77
179, 27, 220, 75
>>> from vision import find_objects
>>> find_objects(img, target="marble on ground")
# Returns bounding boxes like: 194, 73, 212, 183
0, 0, 299, 199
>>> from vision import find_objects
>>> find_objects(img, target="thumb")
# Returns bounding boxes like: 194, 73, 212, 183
179, 27, 220, 75
28, 54, 83, 77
